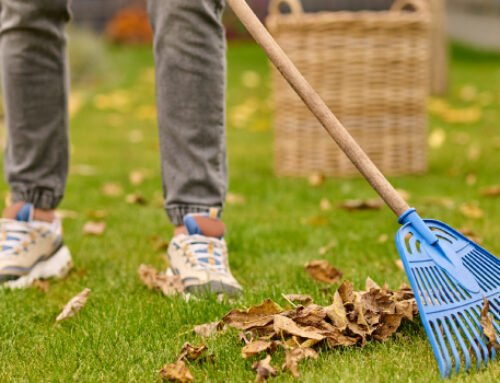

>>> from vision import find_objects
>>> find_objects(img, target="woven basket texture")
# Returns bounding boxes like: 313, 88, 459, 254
267, 0, 431, 177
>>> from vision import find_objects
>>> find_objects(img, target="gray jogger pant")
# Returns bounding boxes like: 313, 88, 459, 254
0, 0, 228, 226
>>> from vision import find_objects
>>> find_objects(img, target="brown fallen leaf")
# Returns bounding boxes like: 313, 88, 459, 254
318, 241, 337, 256
125, 192, 147, 205
86, 210, 108, 219
481, 185, 500, 197
193, 321, 221, 338
56, 288, 91, 322
252, 355, 277, 382
284, 294, 313, 306
32, 279, 50, 292
57, 210, 78, 220
129, 169, 151, 186
83, 221, 106, 235
281, 347, 318, 378
273, 315, 325, 341
373, 314, 404, 341
324, 291, 348, 331
397, 189, 411, 202
457, 227, 483, 244
337, 280, 354, 304
138, 264, 184, 296
226, 192, 246, 205
459, 203, 484, 219
178, 342, 207, 361
149, 235, 170, 252
394, 259, 405, 272
480, 297, 500, 352
308, 172, 325, 187
304, 260, 343, 284
223, 299, 284, 331
377, 234, 388, 243
339, 199, 383, 211
101, 182, 123, 197
241, 340, 279, 359
158, 360, 194, 382
422, 197, 454, 209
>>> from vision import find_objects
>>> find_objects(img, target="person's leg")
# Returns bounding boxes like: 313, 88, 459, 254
147, 0, 241, 295
147, 0, 228, 228
0, 0, 73, 287
1, 0, 70, 212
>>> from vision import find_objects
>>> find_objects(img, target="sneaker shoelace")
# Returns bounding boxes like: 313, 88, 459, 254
0, 219, 35, 255
182, 235, 228, 274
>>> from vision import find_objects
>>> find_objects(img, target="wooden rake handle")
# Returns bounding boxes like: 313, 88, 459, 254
226, 0, 411, 218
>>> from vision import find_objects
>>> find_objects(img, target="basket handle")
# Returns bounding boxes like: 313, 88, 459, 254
391, 0, 430, 14
268, 0, 304, 17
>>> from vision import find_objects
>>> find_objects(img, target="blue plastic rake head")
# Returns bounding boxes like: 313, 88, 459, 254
397, 209, 500, 378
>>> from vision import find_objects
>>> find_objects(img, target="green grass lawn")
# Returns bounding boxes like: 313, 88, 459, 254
0, 40, 499, 382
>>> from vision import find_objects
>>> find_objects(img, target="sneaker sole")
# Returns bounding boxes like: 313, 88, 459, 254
1, 246, 73, 290
185, 281, 242, 297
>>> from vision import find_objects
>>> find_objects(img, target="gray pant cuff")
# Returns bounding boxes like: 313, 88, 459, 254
10, 186, 63, 210
166, 204, 223, 226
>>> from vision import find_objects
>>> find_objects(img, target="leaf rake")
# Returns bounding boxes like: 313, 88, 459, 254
227, 0, 500, 377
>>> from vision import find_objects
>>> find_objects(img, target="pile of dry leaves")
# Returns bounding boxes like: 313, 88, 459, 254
158, 276, 419, 382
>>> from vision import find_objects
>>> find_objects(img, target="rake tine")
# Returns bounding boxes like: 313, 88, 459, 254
441, 317, 461, 375
433, 319, 453, 377
463, 309, 490, 366
463, 259, 492, 290
448, 315, 471, 372
429, 320, 451, 377
433, 268, 460, 302
489, 299, 500, 322
417, 268, 439, 306
429, 268, 453, 304
466, 257, 497, 290
471, 305, 498, 360
456, 312, 484, 370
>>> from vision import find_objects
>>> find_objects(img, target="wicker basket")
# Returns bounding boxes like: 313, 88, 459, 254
267, 0, 431, 177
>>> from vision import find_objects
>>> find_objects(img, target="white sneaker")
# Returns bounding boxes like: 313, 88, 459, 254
167, 209, 242, 296
0, 203, 73, 289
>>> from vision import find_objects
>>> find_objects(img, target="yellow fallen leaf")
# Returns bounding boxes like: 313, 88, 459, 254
69, 91, 85, 118
428, 129, 446, 149
71, 164, 97, 176
129, 129, 144, 143
459, 84, 477, 102
466, 173, 477, 186
241, 70, 261, 89
467, 143, 481, 161
56, 288, 91, 322
308, 172, 325, 187
319, 198, 331, 211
